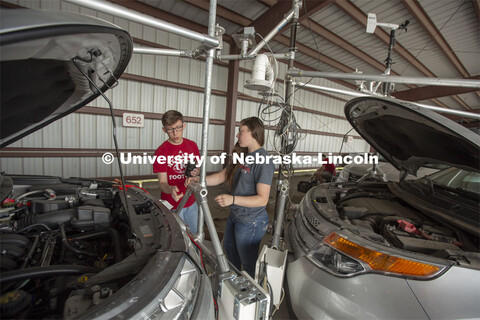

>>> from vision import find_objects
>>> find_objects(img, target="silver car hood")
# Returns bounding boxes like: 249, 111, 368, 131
344, 97, 480, 174
0, 8, 132, 147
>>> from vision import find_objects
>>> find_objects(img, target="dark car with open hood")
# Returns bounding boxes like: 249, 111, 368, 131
0, 8, 214, 319
287, 97, 480, 319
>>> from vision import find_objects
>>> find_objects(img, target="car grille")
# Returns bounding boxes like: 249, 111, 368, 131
304, 205, 323, 228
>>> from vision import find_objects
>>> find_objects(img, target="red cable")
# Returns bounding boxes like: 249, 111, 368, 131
116, 184, 150, 194
187, 233, 205, 271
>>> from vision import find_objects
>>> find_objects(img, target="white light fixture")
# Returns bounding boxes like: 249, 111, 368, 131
244, 54, 274, 92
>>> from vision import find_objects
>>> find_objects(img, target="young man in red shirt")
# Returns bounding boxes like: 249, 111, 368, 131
153, 110, 200, 233
313, 154, 336, 183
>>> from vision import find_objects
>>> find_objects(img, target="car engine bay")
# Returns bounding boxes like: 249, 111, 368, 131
310, 181, 480, 269
0, 174, 171, 319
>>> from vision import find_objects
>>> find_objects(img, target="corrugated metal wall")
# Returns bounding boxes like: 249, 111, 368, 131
0, 0, 369, 178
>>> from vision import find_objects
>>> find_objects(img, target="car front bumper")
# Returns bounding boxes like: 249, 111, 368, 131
287, 221, 429, 320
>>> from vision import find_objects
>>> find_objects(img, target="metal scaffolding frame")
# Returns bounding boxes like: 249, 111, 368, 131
67, 0, 480, 283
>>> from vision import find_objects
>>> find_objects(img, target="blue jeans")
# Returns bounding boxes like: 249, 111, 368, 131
224, 212, 269, 278
179, 201, 198, 234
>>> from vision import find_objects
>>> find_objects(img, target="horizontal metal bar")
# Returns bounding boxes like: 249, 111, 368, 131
289, 70, 480, 88
133, 46, 191, 57
65, 0, 219, 48
412, 102, 480, 120
216, 52, 291, 61
296, 81, 368, 98
295, 81, 480, 120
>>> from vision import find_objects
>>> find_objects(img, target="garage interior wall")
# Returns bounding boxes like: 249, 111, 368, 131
0, 0, 370, 179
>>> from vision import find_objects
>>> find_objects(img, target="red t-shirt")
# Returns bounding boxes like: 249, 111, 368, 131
153, 138, 199, 209
323, 157, 336, 175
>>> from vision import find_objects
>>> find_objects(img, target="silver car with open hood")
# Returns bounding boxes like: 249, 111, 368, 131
287, 97, 480, 319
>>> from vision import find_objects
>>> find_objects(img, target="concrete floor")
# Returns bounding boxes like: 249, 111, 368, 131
143, 173, 313, 319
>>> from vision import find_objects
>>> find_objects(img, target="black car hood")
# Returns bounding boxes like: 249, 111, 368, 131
0, 8, 132, 147
344, 97, 480, 175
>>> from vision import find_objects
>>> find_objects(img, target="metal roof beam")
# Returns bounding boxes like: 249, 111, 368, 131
275, 35, 354, 74
248, 0, 294, 38
401, 0, 470, 78
299, 19, 388, 73
474, 0, 480, 22
258, 0, 278, 8
395, 75, 480, 101
182, 0, 252, 27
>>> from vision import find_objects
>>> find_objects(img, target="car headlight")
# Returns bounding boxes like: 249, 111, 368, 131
307, 232, 447, 279
135, 255, 200, 320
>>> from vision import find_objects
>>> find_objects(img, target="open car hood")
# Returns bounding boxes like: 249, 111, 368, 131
0, 8, 132, 147
344, 97, 480, 175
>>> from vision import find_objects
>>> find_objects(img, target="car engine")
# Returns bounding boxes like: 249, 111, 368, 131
331, 182, 480, 267
0, 175, 157, 319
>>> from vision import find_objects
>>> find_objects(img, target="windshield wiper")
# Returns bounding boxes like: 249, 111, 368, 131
434, 184, 479, 200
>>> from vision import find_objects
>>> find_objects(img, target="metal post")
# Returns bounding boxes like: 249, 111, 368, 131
382, 29, 396, 96
65, 0, 219, 49
272, 180, 289, 249
274, 0, 300, 239
196, 0, 218, 242
188, 183, 230, 273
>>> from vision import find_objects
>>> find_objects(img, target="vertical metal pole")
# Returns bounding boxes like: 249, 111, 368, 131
272, 180, 289, 249
274, 1, 299, 218
197, 0, 217, 242
197, 191, 231, 273
187, 183, 230, 273
382, 29, 396, 96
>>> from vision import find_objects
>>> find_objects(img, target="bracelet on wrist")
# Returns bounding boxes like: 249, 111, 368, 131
232, 195, 235, 205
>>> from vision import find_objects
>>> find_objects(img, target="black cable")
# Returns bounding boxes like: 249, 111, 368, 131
0, 265, 100, 284
71, 56, 130, 217
338, 128, 354, 156
60, 224, 97, 257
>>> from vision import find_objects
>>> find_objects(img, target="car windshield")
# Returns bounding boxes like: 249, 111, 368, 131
428, 167, 480, 196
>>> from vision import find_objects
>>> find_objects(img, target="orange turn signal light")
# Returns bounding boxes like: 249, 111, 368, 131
324, 233, 441, 277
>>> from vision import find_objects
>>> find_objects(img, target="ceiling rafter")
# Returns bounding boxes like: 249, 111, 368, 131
333, 0, 471, 110
299, 20, 392, 74
429, 99, 451, 109
182, 0, 252, 27
257, 0, 278, 8
451, 95, 472, 110
275, 34, 354, 75
248, 0, 295, 37
401, 0, 470, 78
298, 1, 331, 21
400, 1, 473, 110
395, 75, 480, 101
474, 0, 480, 22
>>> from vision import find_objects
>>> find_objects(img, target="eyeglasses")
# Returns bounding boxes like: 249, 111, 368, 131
165, 125, 184, 133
